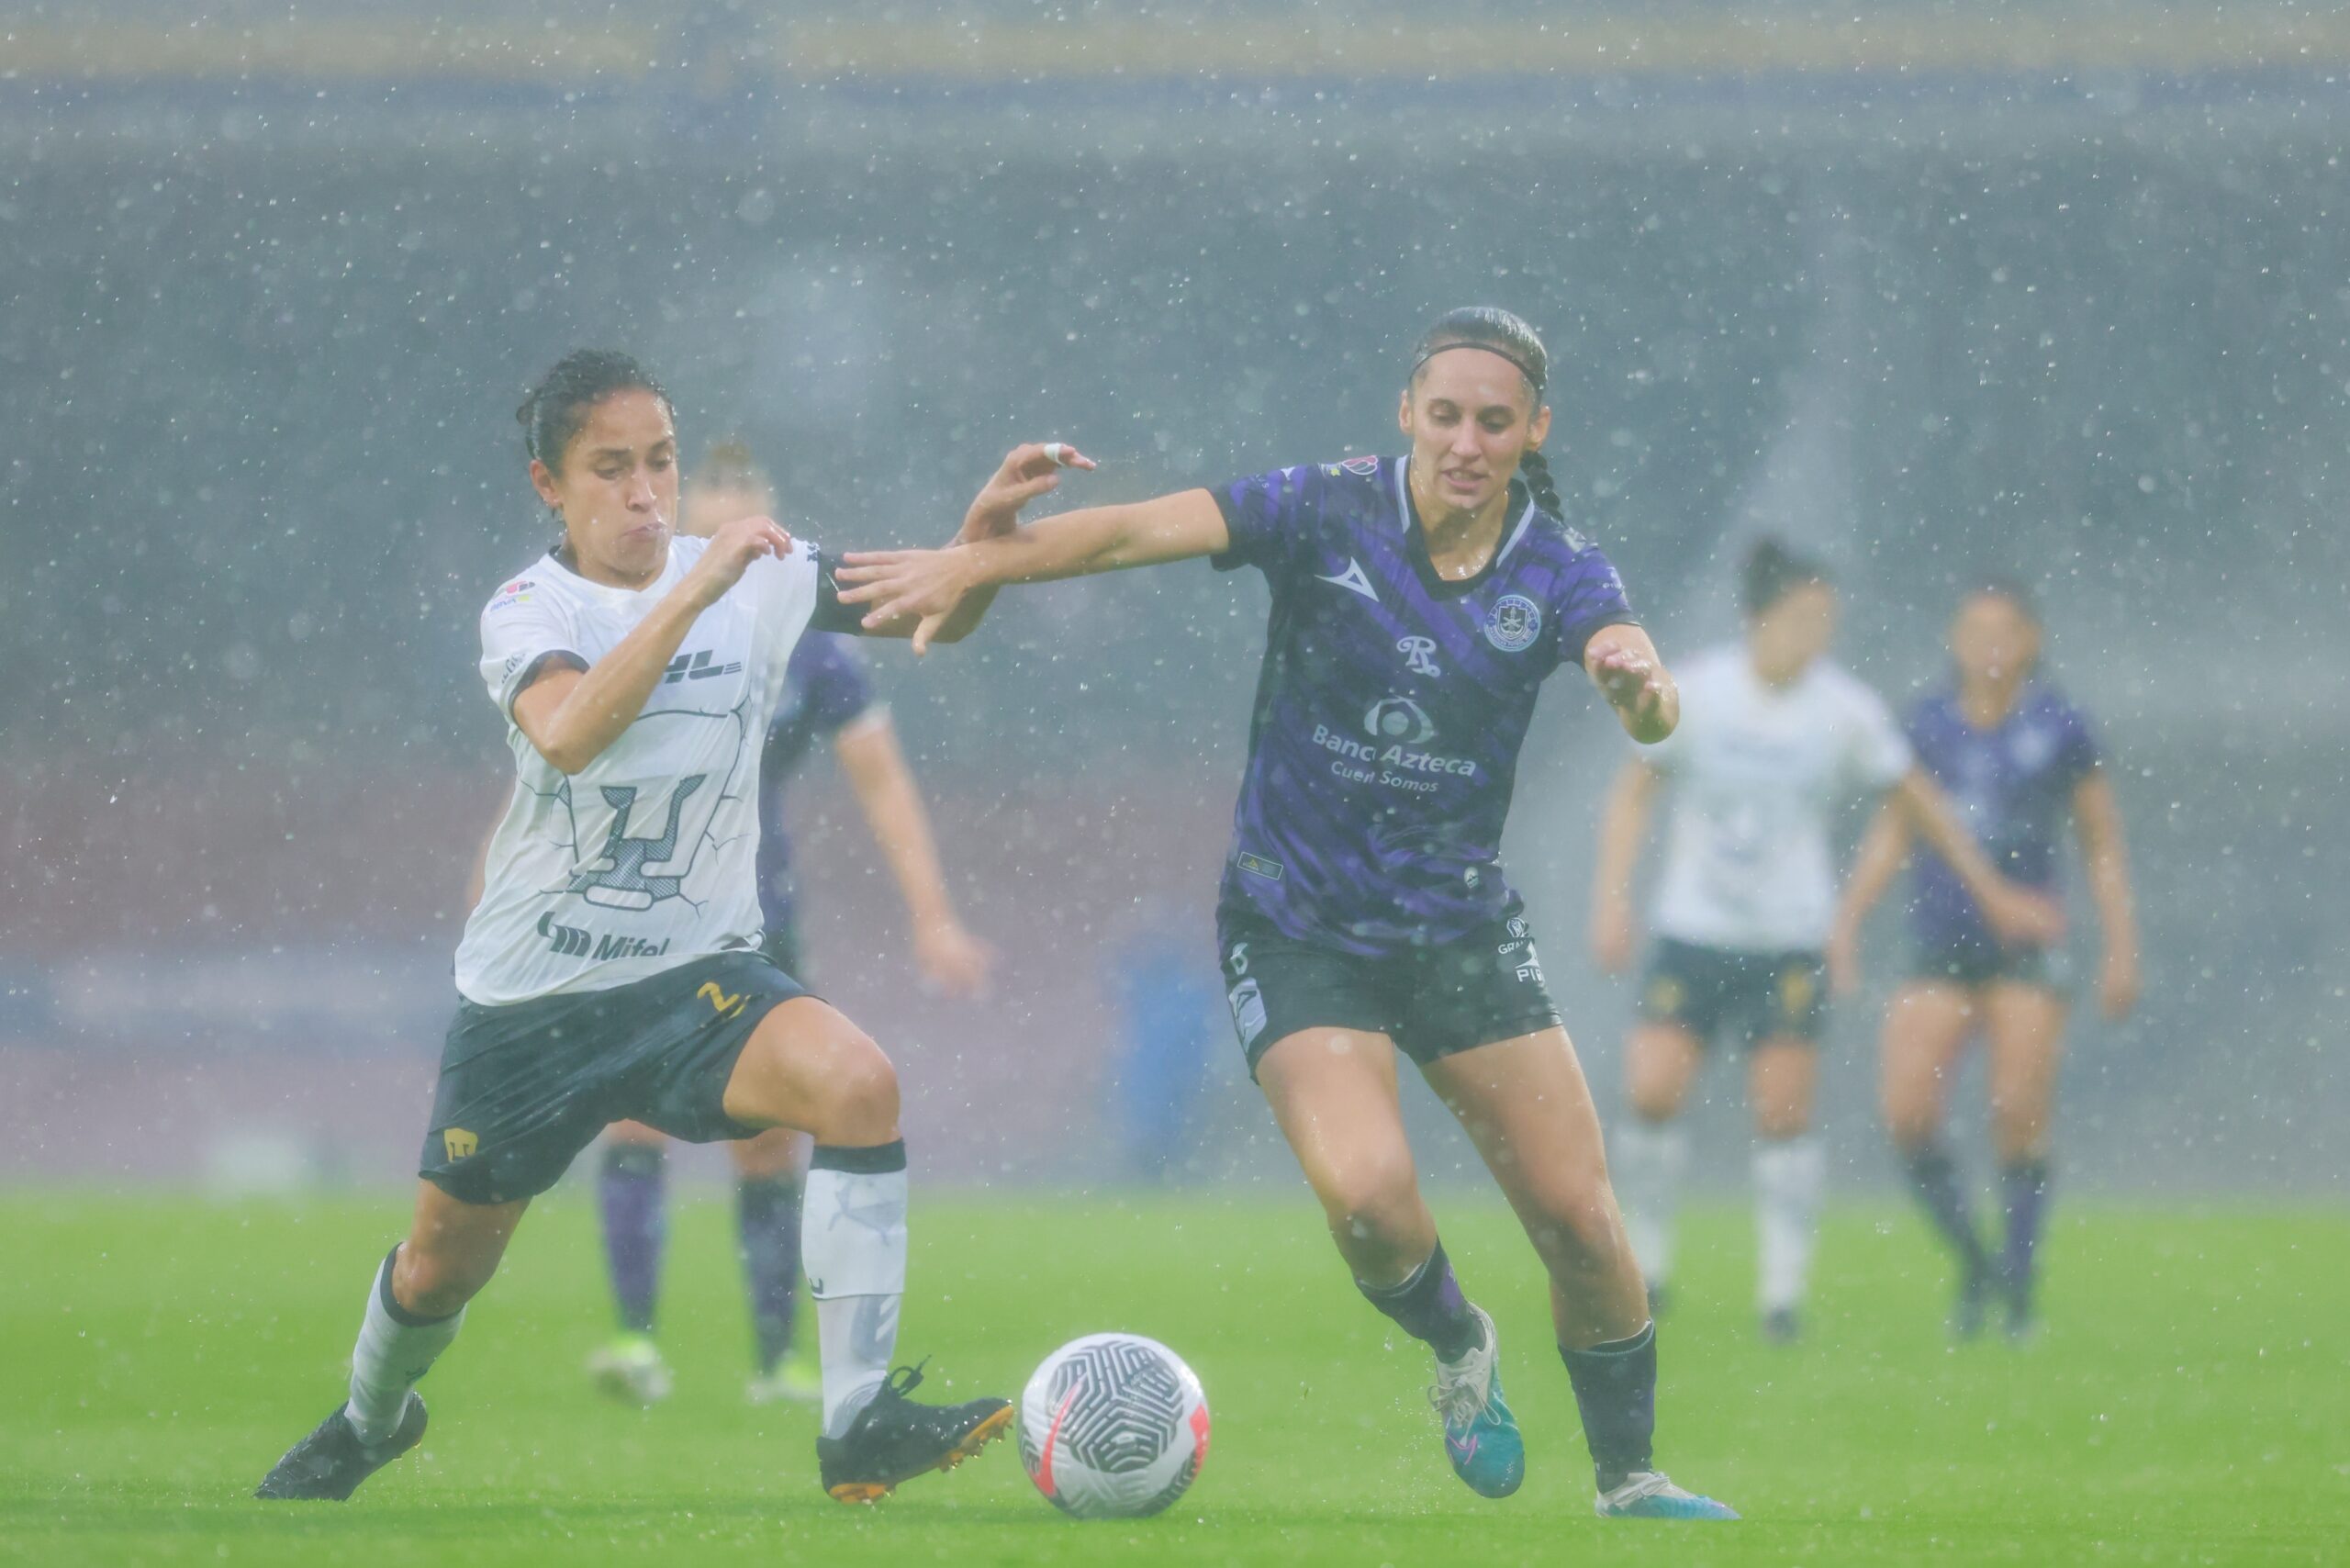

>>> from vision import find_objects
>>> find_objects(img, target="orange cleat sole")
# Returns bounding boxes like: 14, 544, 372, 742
824, 1405, 1014, 1505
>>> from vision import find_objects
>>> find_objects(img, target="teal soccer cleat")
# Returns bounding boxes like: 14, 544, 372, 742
1594, 1470, 1740, 1519
1427, 1305, 1524, 1498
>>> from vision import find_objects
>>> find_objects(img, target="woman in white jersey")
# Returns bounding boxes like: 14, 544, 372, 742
257, 351, 1050, 1506
1589, 542, 2060, 1341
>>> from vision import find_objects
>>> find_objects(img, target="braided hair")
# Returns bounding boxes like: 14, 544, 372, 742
515, 349, 672, 476
1408, 306, 1563, 518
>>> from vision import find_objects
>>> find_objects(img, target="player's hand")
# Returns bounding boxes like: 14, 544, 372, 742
913, 916, 996, 999
1825, 920, 1863, 999
959, 442, 1096, 542
1592, 646, 1670, 734
1977, 879, 2066, 948
1589, 897, 1637, 975
2098, 947, 2142, 1022
681, 514, 792, 608
835, 545, 982, 654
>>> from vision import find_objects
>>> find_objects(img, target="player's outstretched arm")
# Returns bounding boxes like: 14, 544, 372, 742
516, 514, 791, 773
1890, 769, 2065, 947
2073, 770, 2142, 1020
1589, 761, 1661, 975
1583, 624, 1678, 745
853, 443, 1102, 645
834, 713, 994, 998
839, 476, 1229, 655
1828, 796, 1910, 995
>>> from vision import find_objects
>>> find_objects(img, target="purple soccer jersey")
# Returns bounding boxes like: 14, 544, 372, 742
1904, 683, 2099, 950
753, 633, 879, 935
1211, 454, 1637, 956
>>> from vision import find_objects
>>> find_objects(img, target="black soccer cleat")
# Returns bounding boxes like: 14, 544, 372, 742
815, 1361, 1012, 1504
254, 1394, 427, 1500
1760, 1307, 1802, 1346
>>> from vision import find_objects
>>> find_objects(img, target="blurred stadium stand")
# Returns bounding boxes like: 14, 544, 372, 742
2, 2, 2342, 1191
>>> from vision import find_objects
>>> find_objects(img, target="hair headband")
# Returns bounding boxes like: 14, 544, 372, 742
1410, 339, 1545, 394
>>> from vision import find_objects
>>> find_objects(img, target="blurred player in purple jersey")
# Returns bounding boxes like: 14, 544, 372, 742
1592, 542, 2059, 1345
840, 308, 1737, 1520
1830, 579, 2141, 1338
589, 444, 993, 1408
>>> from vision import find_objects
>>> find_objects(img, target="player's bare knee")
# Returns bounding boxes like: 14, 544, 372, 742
392, 1240, 493, 1318
1756, 1103, 1813, 1141
1321, 1156, 1419, 1248
821, 1036, 901, 1145
1627, 1078, 1684, 1124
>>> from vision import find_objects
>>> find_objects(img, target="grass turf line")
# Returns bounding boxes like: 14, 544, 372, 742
0, 1193, 2339, 1566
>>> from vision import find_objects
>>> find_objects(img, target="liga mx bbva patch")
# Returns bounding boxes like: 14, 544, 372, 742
1236, 851, 1285, 882
442, 1128, 478, 1161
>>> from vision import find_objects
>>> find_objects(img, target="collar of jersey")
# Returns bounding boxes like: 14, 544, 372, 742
1392, 454, 1537, 600
541, 539, 685, 602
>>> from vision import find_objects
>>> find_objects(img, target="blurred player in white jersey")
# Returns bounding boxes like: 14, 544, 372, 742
258, 351, 1022, 1506
588, 442, 992, 1408
1590, 541, 2060, 1341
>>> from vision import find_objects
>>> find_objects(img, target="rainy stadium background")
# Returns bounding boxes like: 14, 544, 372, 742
4, 1, 2344, 1202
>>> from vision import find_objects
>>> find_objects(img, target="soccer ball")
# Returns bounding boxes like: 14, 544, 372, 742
1018, 1333, 1210, 1518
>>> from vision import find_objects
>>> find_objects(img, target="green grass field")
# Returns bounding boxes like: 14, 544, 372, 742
1, 1191, 2339, 1566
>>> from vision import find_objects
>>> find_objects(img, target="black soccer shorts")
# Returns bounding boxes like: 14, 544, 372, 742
1214, 900, 1564, 1079
419, 952, 809, 1205
1637, 937, 1829, 1049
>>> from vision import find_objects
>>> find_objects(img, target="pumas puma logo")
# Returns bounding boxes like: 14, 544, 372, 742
697, 980, 747, 1018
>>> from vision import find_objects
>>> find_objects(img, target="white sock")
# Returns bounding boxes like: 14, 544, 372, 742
346, 1247, 464, 1445
1753, 1136, 1827, 1315
1612, 1119, 1688, 1288
803, 1142, 909, 1439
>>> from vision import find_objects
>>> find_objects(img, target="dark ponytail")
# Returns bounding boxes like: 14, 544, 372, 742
1742, 537, 1830, 617
1409, 306, 1561, 516
516, 349, 672, 475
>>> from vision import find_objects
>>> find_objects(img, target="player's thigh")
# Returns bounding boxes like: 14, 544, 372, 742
1983, 982, 2069, 1137
397, 1180, 530, 1314
1748, 1039, 1820, 1138
1423, 1025, 1613, 1228
1255, 1026, 1419, 1221
720, 996, 898, 1142
1625, 1023, 1705, 1121
1879, 982, 1977, 1135
729, 1125, 808, 1179
607, 1118, 666, 1148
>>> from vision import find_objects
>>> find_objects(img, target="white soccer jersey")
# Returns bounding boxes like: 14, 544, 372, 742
453, 535, 829, 1006
1639, 643, 1912, 953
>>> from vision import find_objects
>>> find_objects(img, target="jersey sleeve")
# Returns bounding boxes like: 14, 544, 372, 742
1554, 546, 1639, 670
477, 577, 584, 720
2054, 700, 2102, 788
803, 545, 872, 635
786, 634, 880, 735
1207, 464, 1325, 580
1842, 681, 1915, 794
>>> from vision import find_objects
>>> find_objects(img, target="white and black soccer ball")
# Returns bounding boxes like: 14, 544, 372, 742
1018, 1332, 1210, 1518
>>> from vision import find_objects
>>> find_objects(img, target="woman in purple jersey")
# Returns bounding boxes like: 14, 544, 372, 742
840, 308, 1737, 1519
1830, 580, 2141, 1338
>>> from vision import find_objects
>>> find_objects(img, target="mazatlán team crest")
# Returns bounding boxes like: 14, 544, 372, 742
1484, 594, 1541, 652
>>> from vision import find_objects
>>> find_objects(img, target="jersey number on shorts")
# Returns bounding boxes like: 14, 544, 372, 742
566, 773, 722, 911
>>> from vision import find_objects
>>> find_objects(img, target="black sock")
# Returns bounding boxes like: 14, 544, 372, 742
1560, 1321, 1658, 1491
1358, 1239, 1483, 1362
1998, 1159, 2051, 1299
1902, 1143, 1990, 1277
735, 1174, 803, 1374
